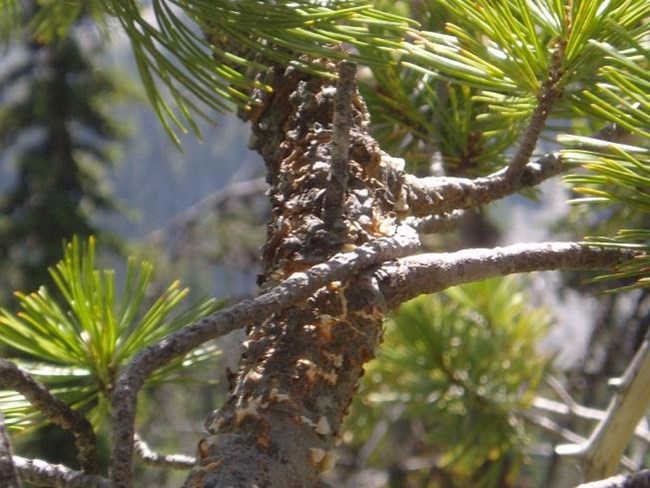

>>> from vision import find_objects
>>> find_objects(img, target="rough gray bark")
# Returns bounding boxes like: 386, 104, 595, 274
178, 63, 637, 487
13, 456, 109, 488
102, 57, 639, 488
403, 152, 565, 216
506, 47, 563, 178
109, 213, 420, 486
374, 243, 637, 308
0, 413, 19, 488
183, 62, 411, 488
0, 358, 99, 474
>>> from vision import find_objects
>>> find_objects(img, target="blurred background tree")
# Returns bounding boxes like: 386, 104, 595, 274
0, 2, 126, 302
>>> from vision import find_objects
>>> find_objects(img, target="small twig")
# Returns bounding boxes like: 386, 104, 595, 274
531, 397, 649, 438
109, 225, 420, 488
322, 60, 356, 230
407, 210, 465, 235
13, 456, 108, 488
524, 411, 587, 445
0, 358, 99, 474
538, 378, 650, 444
133, 434, 196, 469
546, 375, 579, 408
557, 335, 650, 481
574, 470, 650, 488
0, 413, 19, 488
523, 413, 638, 472
506, 47, 563, 178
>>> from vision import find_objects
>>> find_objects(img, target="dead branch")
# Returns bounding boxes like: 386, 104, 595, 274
148, 177, 268, 256
533, 376, 650, 445
407, 210, 466, 235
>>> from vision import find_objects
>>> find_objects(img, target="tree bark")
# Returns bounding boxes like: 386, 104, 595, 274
184, 64, 408, 487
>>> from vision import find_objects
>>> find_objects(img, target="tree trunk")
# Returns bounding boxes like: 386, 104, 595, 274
184, 65, 405, 487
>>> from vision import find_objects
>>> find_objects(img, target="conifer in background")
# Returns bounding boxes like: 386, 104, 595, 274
0, 6, 125, 300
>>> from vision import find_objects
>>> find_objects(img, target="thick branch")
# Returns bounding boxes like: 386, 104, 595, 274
133, 434, 196, 469
403, 152, 565, 216
557, 334, 650, 481
574, 470, 650, 488
0, 413, 19, 488
374, 242, 636, 308
109, 225, 420, 488
322, 61, 356, 230
400, 120, 630, 219
0, 358, 99, 474
13, 456, 108, 488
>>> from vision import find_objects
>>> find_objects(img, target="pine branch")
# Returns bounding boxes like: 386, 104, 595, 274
109, 225, 420, 488
374, 243, 637, 308
322, 61, 356, 231
574, 470, 650, 488
506, 47, 564, 178
133, 434, 196, 469
0, 358, 99, 474
400, 119, 633, 218
0, 413, 19, 488
557, 334, 650, 481
407, 210, 466, 235
13, 456, 108, 488
402, 152, 565, 216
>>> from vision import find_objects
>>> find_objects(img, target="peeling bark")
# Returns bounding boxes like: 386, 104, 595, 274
184, 65, 410, 487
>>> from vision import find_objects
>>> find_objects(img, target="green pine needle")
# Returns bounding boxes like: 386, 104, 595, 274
0, 237, 224, 431
347, 277, 551, 488
562, 137, 650, 291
